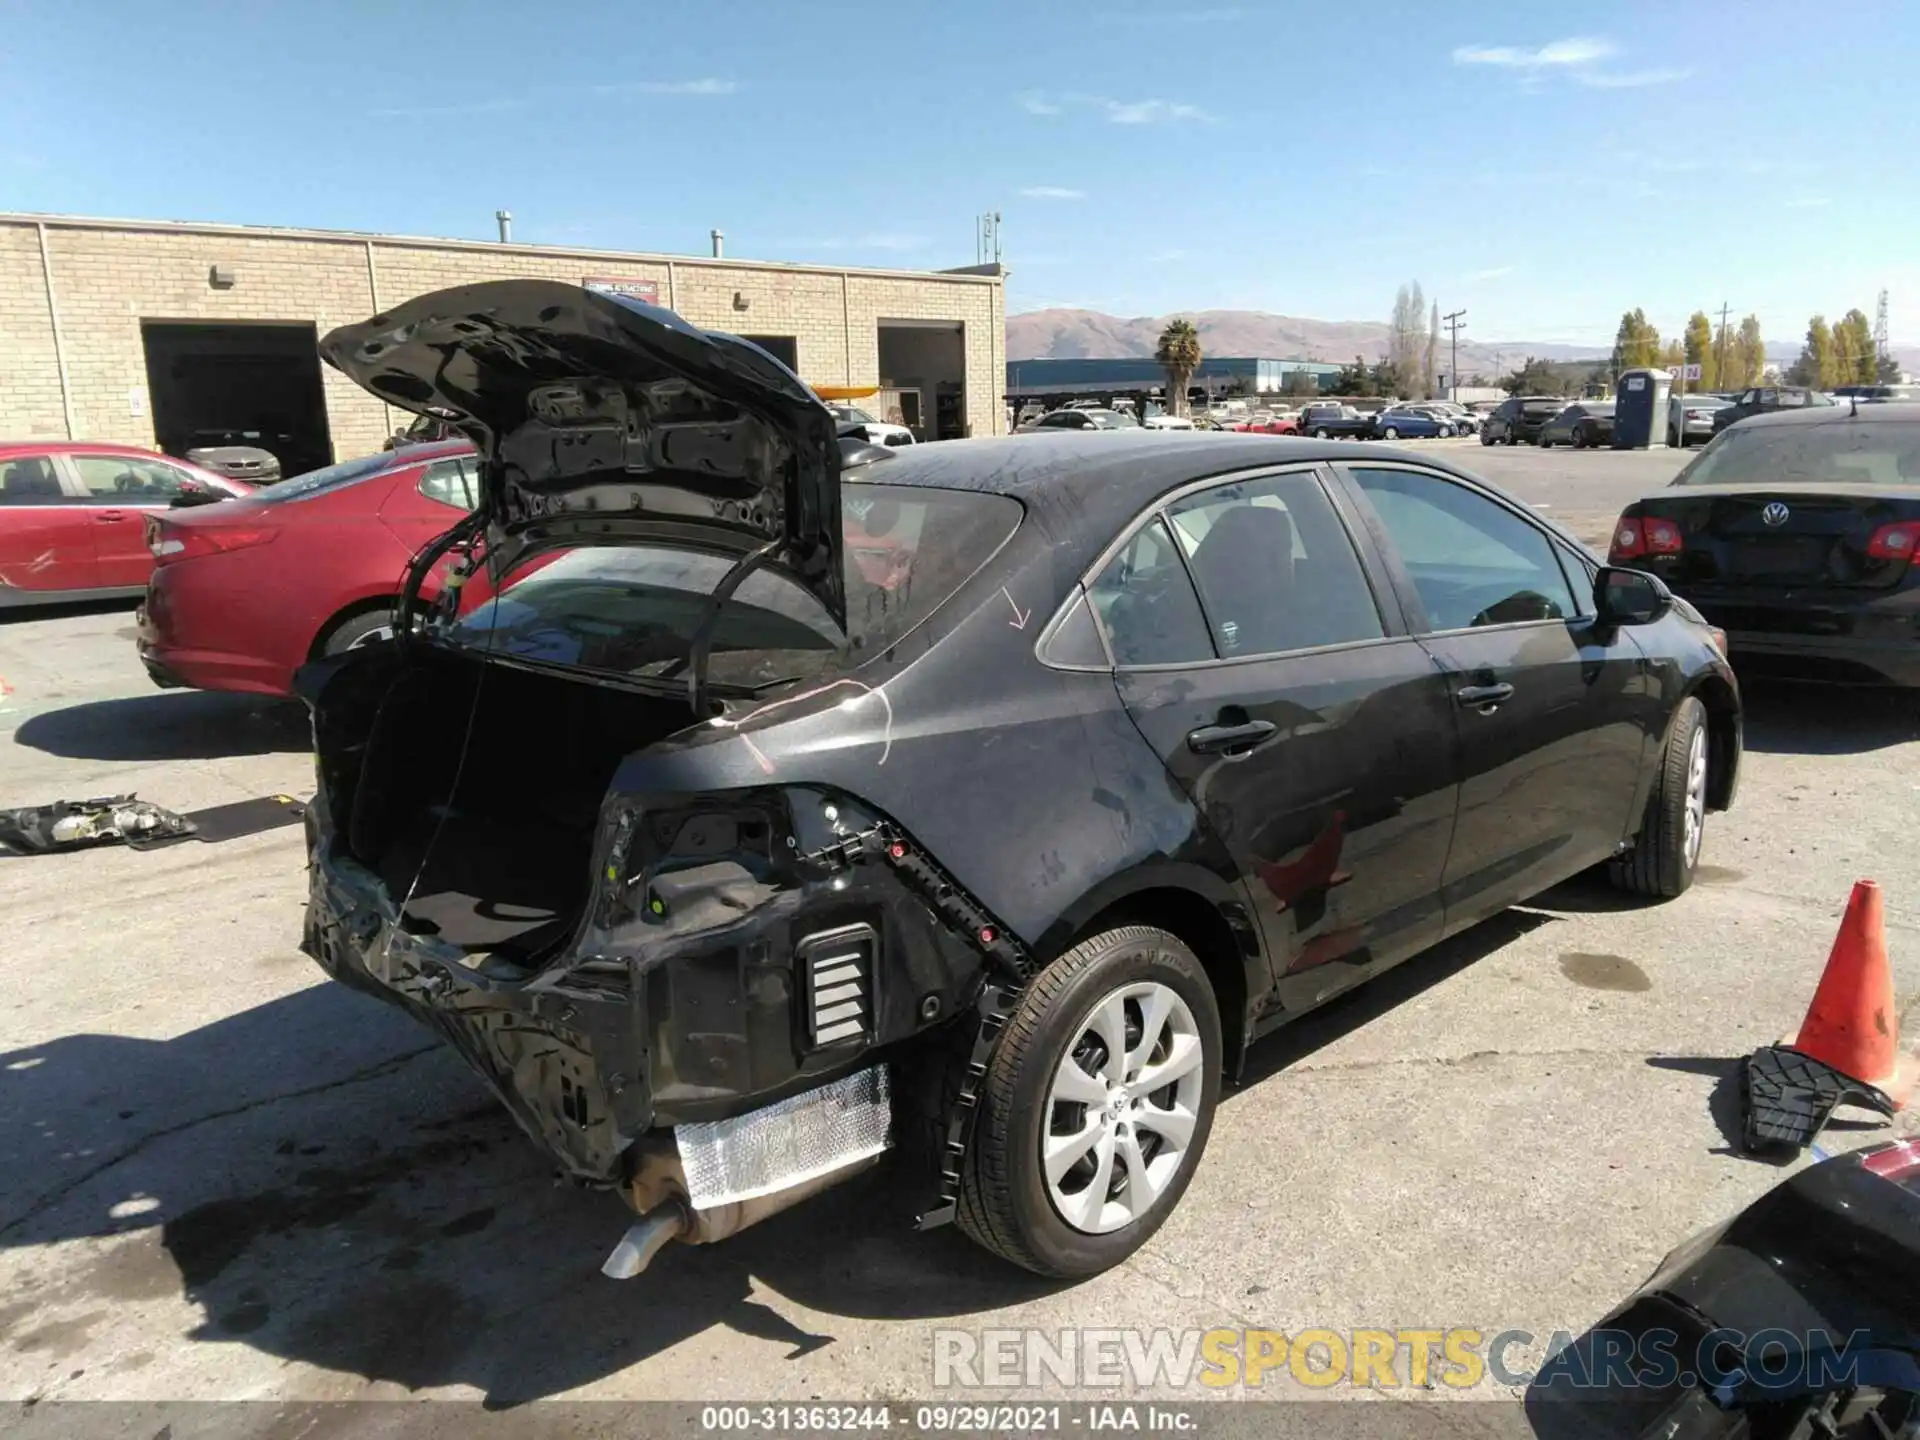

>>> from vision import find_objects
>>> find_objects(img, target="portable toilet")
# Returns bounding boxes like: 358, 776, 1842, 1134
1612, 367, 1672, 449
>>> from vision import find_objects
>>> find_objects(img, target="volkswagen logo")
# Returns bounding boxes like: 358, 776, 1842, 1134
1762, 502, 1791, 527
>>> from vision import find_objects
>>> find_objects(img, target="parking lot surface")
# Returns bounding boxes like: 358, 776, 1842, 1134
2, 443, 1916, 1412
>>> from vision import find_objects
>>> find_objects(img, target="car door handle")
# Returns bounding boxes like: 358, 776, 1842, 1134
1186, 720, 1276, 755
94, 509, 127, 521
1455, 682, 1515, 708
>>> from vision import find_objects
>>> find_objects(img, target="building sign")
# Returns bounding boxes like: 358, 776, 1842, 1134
584, 277, 661, 304
1666, 362, 1703, 381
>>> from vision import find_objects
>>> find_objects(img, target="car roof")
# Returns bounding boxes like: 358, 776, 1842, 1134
0, 440, 182, 458
1730, 405, 1919, 430
854, 430, 1590, 558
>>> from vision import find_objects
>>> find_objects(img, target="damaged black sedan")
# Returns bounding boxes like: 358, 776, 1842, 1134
299, 280, 1741, 1280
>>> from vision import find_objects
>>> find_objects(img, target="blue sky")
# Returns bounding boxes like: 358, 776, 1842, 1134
4, 0, 1918, 348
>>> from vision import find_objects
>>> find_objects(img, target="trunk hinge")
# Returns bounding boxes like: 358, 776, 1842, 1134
684, 539, 784, 719
802, 821, 1035, 1230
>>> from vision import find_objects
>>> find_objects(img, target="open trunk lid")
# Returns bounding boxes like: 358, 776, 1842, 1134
317, 280, 846, 635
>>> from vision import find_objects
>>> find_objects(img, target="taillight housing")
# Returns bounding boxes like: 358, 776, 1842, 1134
1864, 521, 1919, 562
1609, 513, 1683, 563
147, 520, 278, 564
1862, 1138, 1920, 1193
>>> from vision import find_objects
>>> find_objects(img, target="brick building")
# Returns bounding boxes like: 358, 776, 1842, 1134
1, 213, 1007, 472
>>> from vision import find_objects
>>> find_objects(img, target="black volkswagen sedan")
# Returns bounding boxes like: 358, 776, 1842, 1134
1610, 405, 1920, 686
300, 280, 1741, 1283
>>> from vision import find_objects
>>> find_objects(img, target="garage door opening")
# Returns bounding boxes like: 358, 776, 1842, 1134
878, 321, 965, 441
141, 322, 333, 480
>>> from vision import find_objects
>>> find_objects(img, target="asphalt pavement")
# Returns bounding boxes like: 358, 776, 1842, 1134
2, 442, 1916, 1416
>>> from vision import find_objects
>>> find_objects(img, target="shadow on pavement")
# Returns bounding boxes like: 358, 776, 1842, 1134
1740, 680, 1920, 756
12, 689, 309, 761
0, 597, 138, 627
0, 984, 1055, 1405
1, 903, 1564, 1404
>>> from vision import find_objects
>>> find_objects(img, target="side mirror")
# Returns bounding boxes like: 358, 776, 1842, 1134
1594, 565, 1672, 627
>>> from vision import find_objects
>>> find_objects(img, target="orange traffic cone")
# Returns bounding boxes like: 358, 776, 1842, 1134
1786, 880, 1914, 1107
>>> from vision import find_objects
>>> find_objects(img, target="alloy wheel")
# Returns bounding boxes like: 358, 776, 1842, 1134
1043, 982, 1205, 1235
1682, 725, 1708, 867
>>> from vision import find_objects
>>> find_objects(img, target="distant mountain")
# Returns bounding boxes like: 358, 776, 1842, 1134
1007, 308, 1920, 381
1006, 308, 1603, 376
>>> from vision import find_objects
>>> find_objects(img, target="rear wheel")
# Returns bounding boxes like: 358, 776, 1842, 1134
1313, 427, 1330, 439
1382, 425, 1399, 440
318, 606, 397, 656
957, 926, 1221, 1278
1480, 431, 1495, 446
1610, 697, 1708, 898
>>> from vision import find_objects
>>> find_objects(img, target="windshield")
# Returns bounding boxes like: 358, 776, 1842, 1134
1521, 400, 1562, 415
1675, 419, 1920, 487
447, 483, 1023, 689
252, 450, 429, 501
1089, 411, 1139, 428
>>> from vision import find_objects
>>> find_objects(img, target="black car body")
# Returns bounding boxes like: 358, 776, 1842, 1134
299, 280, 1742, 1280
1297, 403, 1374, 439
1538, 402, 1617, 450
1711, 385, 1838, 435
1611, 406, 1920, 686
1532, 1138, 1920, 1434
1481, 395, 1564, 445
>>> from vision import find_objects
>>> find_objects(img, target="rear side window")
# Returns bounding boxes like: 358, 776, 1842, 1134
0, 456, 63, 504
1165, 472, 1383, 655
418, 456, 480, 510
1090, 518, 1214, 665
257, 451, 432, 502
453, 483, 1020, 690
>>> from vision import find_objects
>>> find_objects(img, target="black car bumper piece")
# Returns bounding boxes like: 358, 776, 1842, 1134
1684, 589, 1920, 686
299, 786, 1002, 1189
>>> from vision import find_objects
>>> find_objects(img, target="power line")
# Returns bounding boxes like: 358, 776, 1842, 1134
1442, 309, 1467, 401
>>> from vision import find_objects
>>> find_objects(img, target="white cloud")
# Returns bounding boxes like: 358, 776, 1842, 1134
1466, 265, 1515, 282
1103, 97, 1211, 124
1573, 67, 1692, 88
1019, 185, 1085, 200
597, 78, 738, 97
1452, 36, 1616, 68
1017, 92, 1215, 124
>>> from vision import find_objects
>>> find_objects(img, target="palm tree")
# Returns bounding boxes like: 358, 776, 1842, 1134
1155, 319, 1203, 417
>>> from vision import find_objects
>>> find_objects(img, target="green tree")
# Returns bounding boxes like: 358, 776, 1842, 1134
1788, 315, 1837, 388
1684, 311, 1716, 388
1335, 355, 1373, 396
1502, 356, 1563, 395
1610, 309, 1663, 373
1660, 339, 1686, 371
1732, 315, 1764, 387
1834, 309, 1876, 385
1389, 282, 1426, 393
1282, 368, 1320, 397
1155, 319, 1202, 416
1879, 351, 1904, 384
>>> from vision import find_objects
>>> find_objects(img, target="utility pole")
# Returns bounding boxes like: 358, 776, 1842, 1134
1875, 289, 1891, 369
1442, 309, 1466, 402
1714, 302, 1732, 388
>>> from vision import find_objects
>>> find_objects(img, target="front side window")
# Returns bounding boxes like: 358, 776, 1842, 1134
1089, 517, 1214, 665
1166, 471, 1383, 656
1349, 467, 1575, 632
70, 456, 189, 503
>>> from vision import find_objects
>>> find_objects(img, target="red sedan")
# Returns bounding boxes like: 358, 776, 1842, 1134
1230, 416, 1301, 435
1, 442, 251, 607
137, 442, 478, 697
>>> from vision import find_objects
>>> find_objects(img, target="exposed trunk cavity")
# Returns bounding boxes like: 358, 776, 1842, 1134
339, 649, 694, 962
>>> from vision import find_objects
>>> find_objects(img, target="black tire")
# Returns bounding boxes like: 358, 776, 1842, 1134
1382, 426, 1399, 440
1610, 697, 1708, 898
317, 606, 397, 657
1313, 427, 1329, 439
957, 925, 1222, 1278
1480, 431, 1495, 446
1667, 426, 1681, 448
1539, 435, 1554, 449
